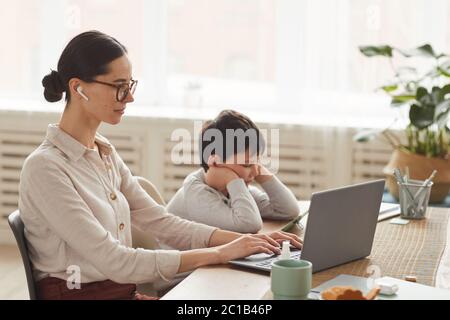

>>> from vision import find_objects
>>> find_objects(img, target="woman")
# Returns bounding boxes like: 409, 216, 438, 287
18, 31, 302, 300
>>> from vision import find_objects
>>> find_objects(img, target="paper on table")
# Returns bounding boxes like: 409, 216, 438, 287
379, 202, 400, 213
390, 217, 410, 225
312, 274, 450, 300
378, 202, 401, 222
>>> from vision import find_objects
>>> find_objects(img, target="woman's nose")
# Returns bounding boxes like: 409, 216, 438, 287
125, 91, 135, 103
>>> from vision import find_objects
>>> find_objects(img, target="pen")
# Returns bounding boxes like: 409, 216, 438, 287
405, 167, 410, 183
413, 170, 437, 199
393, 168, 415, 203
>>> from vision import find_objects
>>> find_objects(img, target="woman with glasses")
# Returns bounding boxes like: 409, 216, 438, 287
19, 30, 302, 300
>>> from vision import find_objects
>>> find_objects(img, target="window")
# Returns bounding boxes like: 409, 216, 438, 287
166, 0, 276, 109
0, 0, 149, 101
1, 0, 450, 120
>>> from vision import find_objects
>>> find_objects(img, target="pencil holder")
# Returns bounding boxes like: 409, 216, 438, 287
397, 179, 433, 219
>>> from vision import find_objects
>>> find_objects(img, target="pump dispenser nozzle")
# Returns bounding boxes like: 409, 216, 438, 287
280, 240, 291, 260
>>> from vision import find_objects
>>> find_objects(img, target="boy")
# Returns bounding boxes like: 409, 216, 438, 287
166, 110, 299, 233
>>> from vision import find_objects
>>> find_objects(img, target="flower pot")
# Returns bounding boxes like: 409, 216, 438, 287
383, 149, 450, 203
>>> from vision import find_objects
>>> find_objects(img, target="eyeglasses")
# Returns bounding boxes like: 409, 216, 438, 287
91, 79, 138, 102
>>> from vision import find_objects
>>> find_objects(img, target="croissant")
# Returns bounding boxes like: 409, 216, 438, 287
321, 286, 380, 300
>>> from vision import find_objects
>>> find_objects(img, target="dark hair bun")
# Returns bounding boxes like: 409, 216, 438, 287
42, 70, 65, 102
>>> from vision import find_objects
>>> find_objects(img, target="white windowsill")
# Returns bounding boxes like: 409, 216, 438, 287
0, 96, 406, 130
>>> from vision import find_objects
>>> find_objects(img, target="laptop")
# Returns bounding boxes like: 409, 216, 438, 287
229, 179, 386, 273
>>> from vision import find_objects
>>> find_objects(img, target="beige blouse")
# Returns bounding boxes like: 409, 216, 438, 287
18, 124, 218, 284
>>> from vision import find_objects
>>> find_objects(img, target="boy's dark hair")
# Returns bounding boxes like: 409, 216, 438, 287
41, 30, 128, 103
199, 110, 266, 172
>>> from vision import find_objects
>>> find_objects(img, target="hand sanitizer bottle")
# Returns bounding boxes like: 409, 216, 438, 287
280, 240, 291, 260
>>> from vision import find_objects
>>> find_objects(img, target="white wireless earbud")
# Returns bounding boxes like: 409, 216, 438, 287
76, 86, 89, 101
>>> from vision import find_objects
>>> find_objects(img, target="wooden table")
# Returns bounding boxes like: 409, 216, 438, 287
162, 202, 450, 300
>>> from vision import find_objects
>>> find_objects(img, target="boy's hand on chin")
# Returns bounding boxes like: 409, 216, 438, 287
254, 164, 273, 184
205, 165, 239, 191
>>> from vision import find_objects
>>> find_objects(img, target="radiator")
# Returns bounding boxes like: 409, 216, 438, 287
0, 111, 394, 244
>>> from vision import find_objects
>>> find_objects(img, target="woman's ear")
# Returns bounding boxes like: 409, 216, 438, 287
68, 78, 84, 100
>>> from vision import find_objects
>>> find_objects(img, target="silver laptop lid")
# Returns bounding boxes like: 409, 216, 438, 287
301, 179, 385, 273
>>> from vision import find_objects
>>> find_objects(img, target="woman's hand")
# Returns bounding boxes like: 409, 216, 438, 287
216, 234, 282, 264
179, 229, 303, 273
253, 231, 303, 249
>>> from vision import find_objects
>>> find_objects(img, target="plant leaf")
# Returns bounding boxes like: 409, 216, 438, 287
397, 44, 437, 58
390, 94, 415, 107
353, 129, 383, 142
380, 84, 398, 93
439, 84, 450, 101
435, 60, 450, 78
396, 66, 417, 75
425, 67, 442, 79
435, 100, 450, 128
409, 104, 435, 129
406, 81, 418, 92
438, 66, 450, 78
359, 45, 393, 57
431, 86, 442, 104
416, 87, 429, 101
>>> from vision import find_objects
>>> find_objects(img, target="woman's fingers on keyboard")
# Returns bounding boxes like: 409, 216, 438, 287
253, 246, 274, 256
280, 231, 303, 244
268, 231, 302, 244
254, 234, 281, 248
275, 238, 301, 250
254, 241, 281, 255
273, 232, 303, 248
287, 238, 303, 249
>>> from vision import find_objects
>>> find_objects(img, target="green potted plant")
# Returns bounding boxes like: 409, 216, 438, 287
356, 44, 450, 203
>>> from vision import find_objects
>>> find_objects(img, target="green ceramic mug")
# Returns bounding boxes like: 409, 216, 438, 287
270, 259, 312, 300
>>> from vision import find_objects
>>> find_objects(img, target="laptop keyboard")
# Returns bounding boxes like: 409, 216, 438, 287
254, 250, 302, 268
